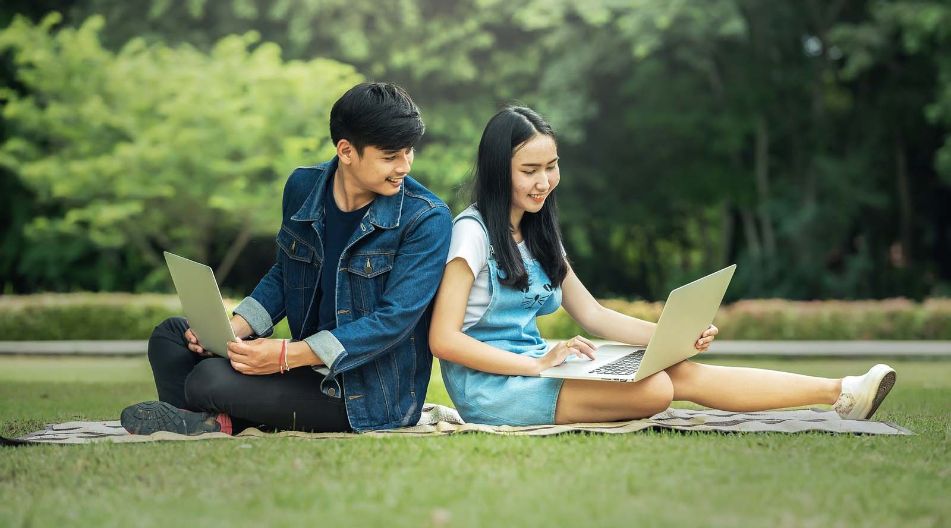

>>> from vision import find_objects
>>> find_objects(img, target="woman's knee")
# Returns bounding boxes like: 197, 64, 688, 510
665, 359, 699, 381
634, 371, 674, 415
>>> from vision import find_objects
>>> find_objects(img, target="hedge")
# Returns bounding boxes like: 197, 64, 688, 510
0, 294, 293, 341
538, 298, 951, 340
0, 294, 949, 341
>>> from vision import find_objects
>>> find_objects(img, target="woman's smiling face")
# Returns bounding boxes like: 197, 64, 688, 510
510, 133, 560, 216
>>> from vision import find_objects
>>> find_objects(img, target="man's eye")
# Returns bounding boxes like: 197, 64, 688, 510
384, 156, 397, 161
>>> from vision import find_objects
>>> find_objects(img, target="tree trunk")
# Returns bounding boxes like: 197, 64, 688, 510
741, 209, 762, 259
755, 115, 776, 258
216, 222, 254, 284
133, 235, 162, 269
895, 135, 913, 267
719, 201, 734, 267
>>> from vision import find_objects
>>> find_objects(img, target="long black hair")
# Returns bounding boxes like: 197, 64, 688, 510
473, 106, 568, 291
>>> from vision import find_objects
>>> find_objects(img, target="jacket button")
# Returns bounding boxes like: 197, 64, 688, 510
360, 224, 367, 232
327, 387, 337, 397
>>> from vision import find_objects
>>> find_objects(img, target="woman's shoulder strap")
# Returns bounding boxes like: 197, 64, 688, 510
453, 204, 485, 226
453, 204, 493, 256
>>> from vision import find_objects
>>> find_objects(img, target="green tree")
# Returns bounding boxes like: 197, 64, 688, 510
0, 13, 361, 290
3, 0, 949, 299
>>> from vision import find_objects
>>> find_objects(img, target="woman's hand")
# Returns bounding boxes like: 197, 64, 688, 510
227, 338, 284, 375
535, 335, 598, 374
694, 324, 718, 353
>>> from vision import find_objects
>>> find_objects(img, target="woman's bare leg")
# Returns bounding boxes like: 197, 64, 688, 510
665, 360, 842, 411
554, 371, 674, 424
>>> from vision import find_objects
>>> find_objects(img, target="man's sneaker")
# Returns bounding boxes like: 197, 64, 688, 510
121, 401, 222, 435
832, 364, 897, 420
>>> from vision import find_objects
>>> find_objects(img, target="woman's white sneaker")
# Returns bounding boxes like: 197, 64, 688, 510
832, 364, 897, 420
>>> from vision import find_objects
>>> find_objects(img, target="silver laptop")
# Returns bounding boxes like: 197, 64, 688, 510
540, 264, 736, 382
164, 251, 237, 357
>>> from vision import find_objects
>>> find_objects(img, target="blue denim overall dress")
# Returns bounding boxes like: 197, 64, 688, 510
440, 207, 565, 425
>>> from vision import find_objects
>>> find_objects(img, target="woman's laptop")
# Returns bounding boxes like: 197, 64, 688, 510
539, 264, 736, 382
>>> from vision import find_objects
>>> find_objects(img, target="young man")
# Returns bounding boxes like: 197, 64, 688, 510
122, 82, 452, 434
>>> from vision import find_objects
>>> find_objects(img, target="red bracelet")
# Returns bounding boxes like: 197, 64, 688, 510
279, 339, 287, 374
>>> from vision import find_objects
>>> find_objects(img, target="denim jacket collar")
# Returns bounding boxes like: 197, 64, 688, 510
290, 156, 404, 229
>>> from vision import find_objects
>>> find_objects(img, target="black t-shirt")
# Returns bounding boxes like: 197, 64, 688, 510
316, 177, 372, 332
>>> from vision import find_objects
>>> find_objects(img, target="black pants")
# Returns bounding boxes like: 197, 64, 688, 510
147, 317, 351, 433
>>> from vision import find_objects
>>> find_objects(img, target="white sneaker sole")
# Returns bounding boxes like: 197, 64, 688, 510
860, 364, 897, 419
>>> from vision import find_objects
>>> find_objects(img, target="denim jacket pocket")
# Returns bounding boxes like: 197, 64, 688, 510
277, 227, 318, 289
345, 253, 395, 314
346, 253, 394, 278
277, 227, 315, 263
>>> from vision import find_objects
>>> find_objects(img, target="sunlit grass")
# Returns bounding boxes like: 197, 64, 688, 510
1, 356, 948, 527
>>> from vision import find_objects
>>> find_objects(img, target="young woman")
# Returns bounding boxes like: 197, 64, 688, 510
429, 106, 896, 426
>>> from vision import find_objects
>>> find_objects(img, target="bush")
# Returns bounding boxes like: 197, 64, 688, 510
0, 294, 292, 340
0, 294, 948, 341
537, 297, 951, 340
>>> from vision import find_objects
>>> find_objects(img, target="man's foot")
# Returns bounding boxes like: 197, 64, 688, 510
120, 401, 223, 435
832, 364, 897, 420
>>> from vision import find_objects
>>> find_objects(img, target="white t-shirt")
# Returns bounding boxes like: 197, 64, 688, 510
446, 217, 534, 331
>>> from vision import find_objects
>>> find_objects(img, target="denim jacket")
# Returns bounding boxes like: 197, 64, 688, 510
233, 157, 452, 432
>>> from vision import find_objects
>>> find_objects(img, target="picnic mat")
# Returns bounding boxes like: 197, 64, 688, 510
3, 404, 912, 445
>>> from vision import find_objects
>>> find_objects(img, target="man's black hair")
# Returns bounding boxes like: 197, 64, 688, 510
329, 82, 425, 154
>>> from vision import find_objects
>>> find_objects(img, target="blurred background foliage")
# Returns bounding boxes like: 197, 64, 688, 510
1, 0, 949, 302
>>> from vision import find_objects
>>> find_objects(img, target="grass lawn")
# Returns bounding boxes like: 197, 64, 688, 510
1, 356, 948, 527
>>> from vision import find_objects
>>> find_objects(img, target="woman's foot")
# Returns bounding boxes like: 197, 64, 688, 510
832, 364, 896, 420
120, 401, 230, 435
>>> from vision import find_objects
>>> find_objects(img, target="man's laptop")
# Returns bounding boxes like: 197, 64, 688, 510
164, 251, 333, 375
539, 264, 736, 382
164, 251, 238, 358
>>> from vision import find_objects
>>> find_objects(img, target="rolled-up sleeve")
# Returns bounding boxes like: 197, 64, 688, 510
233, 295, 278, 337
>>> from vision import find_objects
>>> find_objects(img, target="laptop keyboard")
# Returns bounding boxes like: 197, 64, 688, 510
589, 349, 646, 376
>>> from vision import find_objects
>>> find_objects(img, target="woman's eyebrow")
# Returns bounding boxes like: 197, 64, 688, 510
520, 157, 559, 167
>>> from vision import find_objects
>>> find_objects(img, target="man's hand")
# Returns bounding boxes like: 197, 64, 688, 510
694, 324, 719, 353
184, 315, 254, 357
184, 326, 212, 357
227, 338, 284, 375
